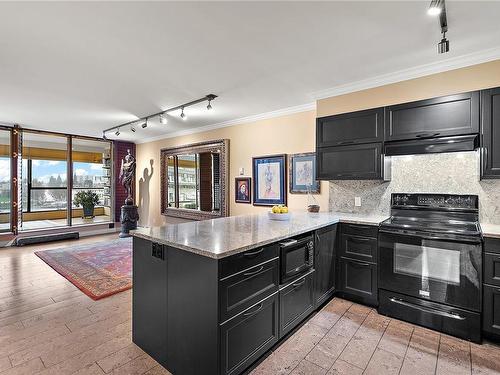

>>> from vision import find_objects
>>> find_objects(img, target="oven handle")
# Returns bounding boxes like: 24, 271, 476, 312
389, 297, 466, 321
379, 229, 482, 244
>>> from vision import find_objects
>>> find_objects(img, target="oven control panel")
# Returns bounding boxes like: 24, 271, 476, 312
392, 193, 478, 209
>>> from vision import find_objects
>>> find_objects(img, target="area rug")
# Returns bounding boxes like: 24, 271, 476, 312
35, 238, 133, 300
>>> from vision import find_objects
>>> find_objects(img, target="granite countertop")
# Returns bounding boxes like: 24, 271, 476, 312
332, 212, 388, 226
133, 212, 342, 259
480, 223, 500, 239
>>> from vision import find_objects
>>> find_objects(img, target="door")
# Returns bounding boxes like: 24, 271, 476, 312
339, 256, 378, 306
483, 284, 500, 337
316, 108, 384, 147
385, 92, 480, 141
316, 143, 383, 180
378, 232, 482, 311
481, 87, 500, 178
314, 224, 337, 306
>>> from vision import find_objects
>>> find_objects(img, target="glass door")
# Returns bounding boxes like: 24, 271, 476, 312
0, 129, 11, 232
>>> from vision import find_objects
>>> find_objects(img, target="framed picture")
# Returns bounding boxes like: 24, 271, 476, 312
289, 152, 320, 194
235, 177, 251, 204
252, 154, 287, 206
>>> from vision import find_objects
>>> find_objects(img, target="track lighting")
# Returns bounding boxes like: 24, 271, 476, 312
428, 0, 442, 16
180, 107, 187, 120
438, 32, 450, 54
131, 126, 136, 133
142, 119, 148, 129
159, 113, 167, 124
207, 99, 213, 111
115, 128, 120, 136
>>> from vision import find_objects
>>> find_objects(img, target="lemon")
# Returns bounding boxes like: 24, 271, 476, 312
280, 206, 288, 214
272, 206, 280, 214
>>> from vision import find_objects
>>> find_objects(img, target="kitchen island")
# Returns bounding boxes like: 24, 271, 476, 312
132, 212, 341, 375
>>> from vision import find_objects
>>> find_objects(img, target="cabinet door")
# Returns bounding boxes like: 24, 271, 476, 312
483, 284, 500, 337
279, 272, 314, 337
484, 253, 500, 287
313, 224, 337, 307
339, 256, 378, 306
132, 238, 168, 365
316, 108, 384, 147
385, 92, 479, 141
220, 293, 279, 375
340, 233, 377, 263
481, 87, 500, 178
316, 143, 383, 180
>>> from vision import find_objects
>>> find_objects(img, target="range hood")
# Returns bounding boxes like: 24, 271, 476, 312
384, 134, 479, 157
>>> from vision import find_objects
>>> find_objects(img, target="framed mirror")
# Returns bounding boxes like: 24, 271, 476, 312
160, 139, 229, 220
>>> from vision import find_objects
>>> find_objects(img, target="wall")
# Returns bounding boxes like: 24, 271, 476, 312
135, 110, 329, 227
114, 141, 136, 222
329, 151, 500, 224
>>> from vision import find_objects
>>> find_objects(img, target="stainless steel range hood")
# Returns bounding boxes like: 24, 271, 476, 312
384, 134, 479, 157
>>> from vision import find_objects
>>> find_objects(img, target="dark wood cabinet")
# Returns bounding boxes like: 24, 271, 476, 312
481, 87, 500, 178
339, 256, 378, 306
340, 233, 377, 263
483, 284, 500, 338
316, 143, 384, 180
220, 293, 279, 375
279, 271, 315, 337
313, 224, 337, 307
385, 92, 480, 141
316, 108, 384, 148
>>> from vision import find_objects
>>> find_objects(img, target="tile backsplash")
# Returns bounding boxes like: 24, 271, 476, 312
329, 151, 500, 224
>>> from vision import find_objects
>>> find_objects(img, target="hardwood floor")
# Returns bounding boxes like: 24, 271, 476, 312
0, 234, 499, 375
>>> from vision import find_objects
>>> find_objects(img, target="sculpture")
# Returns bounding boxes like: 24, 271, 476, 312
118, 149, 139, 238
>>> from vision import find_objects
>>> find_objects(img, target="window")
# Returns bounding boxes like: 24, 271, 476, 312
0, 129, 10, 232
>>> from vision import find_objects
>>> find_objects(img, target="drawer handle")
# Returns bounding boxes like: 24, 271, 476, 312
292, 279, 306, 288
243, 248, 264, 258
349, 236, 372, 242
351, 260, 370, 267
243, 303, 263, 317
389, 297, 466, 321
415, 132, 440, 138
347, 224, 369, 230
338, 141, 354, 145
243, 265, 264, 276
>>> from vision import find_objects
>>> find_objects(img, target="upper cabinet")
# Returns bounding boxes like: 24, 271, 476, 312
385, 92, 480, 141
481, 87, 500, 179
316, 108, 384, 148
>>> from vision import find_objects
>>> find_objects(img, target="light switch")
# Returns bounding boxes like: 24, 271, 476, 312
354, 197, 362, 207
239, 167, 245, 176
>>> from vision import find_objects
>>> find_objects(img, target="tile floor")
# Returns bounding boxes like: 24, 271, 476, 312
0, 234, 499, 375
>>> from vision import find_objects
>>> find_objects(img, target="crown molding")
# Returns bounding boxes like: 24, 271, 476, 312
136, 102, 316, 144
312, 46, 500, 100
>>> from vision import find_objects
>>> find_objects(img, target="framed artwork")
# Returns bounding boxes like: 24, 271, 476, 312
289, 152, 320, 194
235, 177, 251, 204
252, 154, 287, 206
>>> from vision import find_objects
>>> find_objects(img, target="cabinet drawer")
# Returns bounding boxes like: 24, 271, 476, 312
340, 234, 377, 263
483, 284, 500, 337
484, 237, 500, 254
341, 223, 378, 238
385, 92, 479, 141
316, 108, 384, 148
279, 272, 314, 338
339, 257, 378, 306
316, 143, 383, 180
485, 252, 500, 287
220, 259, 279, 322
220, 244, 279, 278
220, 293, 279, 375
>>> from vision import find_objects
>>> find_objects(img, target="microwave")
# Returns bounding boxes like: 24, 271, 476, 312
279, 234, 314, 284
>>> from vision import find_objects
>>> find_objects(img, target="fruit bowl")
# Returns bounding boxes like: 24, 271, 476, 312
268, 212, 291, 221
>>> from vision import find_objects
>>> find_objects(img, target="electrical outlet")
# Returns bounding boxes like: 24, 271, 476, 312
354, 197, 362, 207
239, 167, 245, 176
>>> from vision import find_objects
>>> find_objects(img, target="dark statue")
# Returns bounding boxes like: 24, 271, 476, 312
119, 149, 139, 238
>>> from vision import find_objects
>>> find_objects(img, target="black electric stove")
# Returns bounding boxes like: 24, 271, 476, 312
378, 193, 483, 343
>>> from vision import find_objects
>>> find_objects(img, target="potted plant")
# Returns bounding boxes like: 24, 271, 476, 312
74, 190, 100, 218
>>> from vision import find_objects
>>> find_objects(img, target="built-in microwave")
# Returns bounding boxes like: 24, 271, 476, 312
279, 234, 314, 285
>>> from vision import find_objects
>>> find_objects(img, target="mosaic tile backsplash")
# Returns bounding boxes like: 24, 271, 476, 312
329, 151, 500, 224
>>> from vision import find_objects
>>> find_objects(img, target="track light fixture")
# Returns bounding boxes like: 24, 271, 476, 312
428, 0, 449, 54
428, 0, 442, 16
438, 32, 450, 54
103, 94, 217, 138
159, 113, 167, 124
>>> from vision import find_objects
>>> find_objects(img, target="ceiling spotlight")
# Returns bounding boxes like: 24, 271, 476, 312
141, 119, 148, 129
428, 0, 442, 16
115, 128, 120, 136
180, 107, 187, 120
438, 32, 450, 54
159, 113, 167, 124
207, 99, 213, 111
131, 126, 136, 132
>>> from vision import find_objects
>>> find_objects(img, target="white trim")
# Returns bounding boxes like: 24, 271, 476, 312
312, 46, 500, 100
135, 102, 316, 144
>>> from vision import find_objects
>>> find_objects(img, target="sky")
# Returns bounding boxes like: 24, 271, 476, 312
26, 160, 103, 184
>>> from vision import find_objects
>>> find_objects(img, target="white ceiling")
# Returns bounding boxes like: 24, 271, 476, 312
1, 1, 500, 142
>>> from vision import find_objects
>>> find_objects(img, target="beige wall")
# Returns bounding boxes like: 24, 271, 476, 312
136, 110, 329, 227
317, 59, 500, 117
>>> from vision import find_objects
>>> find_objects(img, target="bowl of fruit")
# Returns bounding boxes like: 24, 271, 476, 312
268, 205, 291, 221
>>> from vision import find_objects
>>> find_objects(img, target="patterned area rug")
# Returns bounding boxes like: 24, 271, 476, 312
35, 238, 133, 300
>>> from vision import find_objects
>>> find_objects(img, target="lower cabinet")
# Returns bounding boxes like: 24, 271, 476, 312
220, 293, 279, 375
483, 284, 500, 338
279, 271, 315, 338
339, 256, 378, 306
314, 224, 337, 307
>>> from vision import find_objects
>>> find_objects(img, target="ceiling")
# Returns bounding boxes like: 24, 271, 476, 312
1, 1, 500, 142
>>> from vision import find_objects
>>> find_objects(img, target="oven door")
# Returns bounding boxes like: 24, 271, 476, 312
379, 231, 482, 312
280, 237, 313, 284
